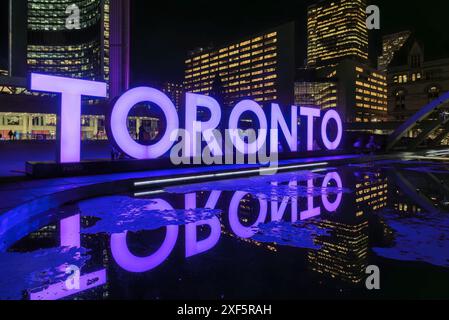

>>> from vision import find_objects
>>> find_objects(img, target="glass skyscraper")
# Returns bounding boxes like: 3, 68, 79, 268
0, 0, 130, 140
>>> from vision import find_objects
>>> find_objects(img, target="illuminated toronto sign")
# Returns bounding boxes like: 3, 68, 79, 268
30, 73, 343, 164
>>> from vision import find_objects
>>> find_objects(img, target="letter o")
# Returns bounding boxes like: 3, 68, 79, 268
321, 172, 343, 212
228, 100, 268, 154
229, 191, 267, 238
110, 87, 179, 159
110, 199, 178, 273
321, 109, 343, 150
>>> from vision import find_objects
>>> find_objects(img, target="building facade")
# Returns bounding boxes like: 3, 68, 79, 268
26, 0, 105, 81
0, 0, 130, 140
307, 0, 369, 69
294, 80, 337, 110
184, 22, 296, 108
299, 0, 387, 123
388, 40, 449, 121
378, 31, 411, 72
162, 82, 184, 111
296, 60, 388, 123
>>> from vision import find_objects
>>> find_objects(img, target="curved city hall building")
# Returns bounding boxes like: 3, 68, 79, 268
27, 0, 106, 81
0, 0, 131, 140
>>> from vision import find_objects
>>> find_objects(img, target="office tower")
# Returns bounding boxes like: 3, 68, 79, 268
27, 0, 104, 80
378, 31, 411, 71
294, 80, 337, 110
162, 82, 184, 110
0, 0, 130, 140
5, 0, 129, 96
296, 61, 388, 123
301, 0, 387, 123
184, 22, 296, 107
8, 0, 27, 78
336, 61, 388, 123
307, 0, 369, 68
108, 0, 130, 99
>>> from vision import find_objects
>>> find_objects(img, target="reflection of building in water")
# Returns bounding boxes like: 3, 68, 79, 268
394, 200, 422, 215
308, 171, 388, 284
308, 218, 369, 284
355, 172, 388, 215
9, 224, 58, 251
76, 216, 110, 300
10, 216, 111, 300
223, 194, 277, 252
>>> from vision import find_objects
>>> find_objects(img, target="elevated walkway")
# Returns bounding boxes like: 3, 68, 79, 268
387, 92, 449, 151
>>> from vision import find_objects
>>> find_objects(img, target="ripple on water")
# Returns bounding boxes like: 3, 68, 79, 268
0, 247, 89, 300
373, 211, 449, 268
79, 196, 222, 235
165, 170, 351, 202
251, 220, 331, 250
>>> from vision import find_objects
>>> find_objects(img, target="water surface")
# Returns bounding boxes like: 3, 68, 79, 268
1, 160, 449, 300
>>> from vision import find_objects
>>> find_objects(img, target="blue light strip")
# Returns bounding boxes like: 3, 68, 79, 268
133, 162, 329, 189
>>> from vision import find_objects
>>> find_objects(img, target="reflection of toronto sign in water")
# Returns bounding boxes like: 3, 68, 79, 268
30, 172, 343, 299
30, 74, 343, 166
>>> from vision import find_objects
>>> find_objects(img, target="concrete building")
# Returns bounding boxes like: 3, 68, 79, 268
378, 31, 411, 72
387, 38, 449, 121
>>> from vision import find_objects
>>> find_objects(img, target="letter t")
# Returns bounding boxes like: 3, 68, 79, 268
30, 74, 107, 163
300, 107, 320, 151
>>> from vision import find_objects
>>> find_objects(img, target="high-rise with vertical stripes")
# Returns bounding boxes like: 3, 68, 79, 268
307, 0, 369, 68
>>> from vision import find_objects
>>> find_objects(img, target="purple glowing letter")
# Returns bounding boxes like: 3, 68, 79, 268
228, 100, 268, 154
321, 109, 343, 150
185, 93, 223, 157
321, 172, 343, 212
110, 87, 179, 159
60, 214, 80, 248
300, 107, 320, 151
270, 104, 298, 153
300, 179, 321, 220
229, 191, 267, 238
30, 74, 107, 163
29, 269, 107, 301
110, 199, 178, 273
185, 192, 222, 258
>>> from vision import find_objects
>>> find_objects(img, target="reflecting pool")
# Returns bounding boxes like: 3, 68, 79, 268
1, 160, 449, 300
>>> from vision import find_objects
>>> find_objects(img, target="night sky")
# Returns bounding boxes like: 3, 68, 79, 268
1, 0, 449, 85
